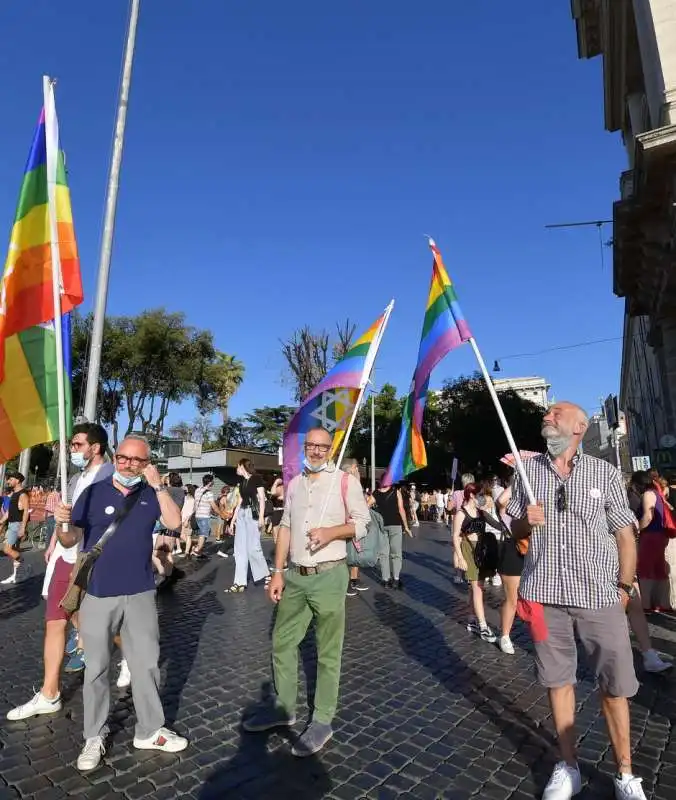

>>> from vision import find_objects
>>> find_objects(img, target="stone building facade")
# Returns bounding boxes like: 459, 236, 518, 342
571, 0, 676, 458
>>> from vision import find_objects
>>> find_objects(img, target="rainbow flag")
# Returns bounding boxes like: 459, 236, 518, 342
0, 315, 73, 460
0, 91, 83, 460
282, 305, 391, 484
382, 239, 471, 485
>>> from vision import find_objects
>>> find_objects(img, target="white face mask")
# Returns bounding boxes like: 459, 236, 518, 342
303, 458, 327, 474
70, 452, 89, 470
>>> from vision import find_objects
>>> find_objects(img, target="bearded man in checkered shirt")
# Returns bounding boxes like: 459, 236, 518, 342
508, 401, 645, 800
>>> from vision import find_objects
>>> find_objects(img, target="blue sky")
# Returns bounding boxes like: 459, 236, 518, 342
1, 1, 626, 429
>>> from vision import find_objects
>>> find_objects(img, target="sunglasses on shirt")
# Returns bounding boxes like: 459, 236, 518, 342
556, 484, 568, 513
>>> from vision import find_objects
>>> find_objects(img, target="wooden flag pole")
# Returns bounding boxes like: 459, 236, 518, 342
43, 76, 70, 515
468, 336, 537, 505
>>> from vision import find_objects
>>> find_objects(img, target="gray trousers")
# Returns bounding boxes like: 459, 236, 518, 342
234, 508, 270, 586
380, 525, 403, 581
79, 590, 164, 740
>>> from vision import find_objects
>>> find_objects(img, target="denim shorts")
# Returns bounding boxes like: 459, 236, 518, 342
196, 518, 211, 537
6, 522, 22, 547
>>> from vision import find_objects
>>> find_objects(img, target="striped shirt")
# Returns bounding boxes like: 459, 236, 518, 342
194, 488, 214, 519
507, 453, 636, 609
45, 491, 60, 514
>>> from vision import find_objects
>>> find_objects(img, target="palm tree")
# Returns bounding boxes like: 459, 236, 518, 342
212, 353, 245, 425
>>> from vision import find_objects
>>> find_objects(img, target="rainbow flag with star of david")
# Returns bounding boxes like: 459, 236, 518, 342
282, 307, 391, 485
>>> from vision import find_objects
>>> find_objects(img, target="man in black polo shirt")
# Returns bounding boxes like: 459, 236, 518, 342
55, 435, 188, 772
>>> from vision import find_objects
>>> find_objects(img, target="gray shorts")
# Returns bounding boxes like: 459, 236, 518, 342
6, 522, 22, 547
534, 604, 639, 698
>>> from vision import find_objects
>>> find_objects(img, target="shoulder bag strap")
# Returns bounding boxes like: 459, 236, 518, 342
91, 488, 145, 556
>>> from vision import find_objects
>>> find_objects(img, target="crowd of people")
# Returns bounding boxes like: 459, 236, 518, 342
1, 402, 674, 799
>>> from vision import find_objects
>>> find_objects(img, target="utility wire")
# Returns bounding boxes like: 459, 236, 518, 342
496, 336, 622, 362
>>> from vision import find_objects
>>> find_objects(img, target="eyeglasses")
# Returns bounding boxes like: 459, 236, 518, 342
114, 454, 149, 468
556, 484, 567, 513
304, 442, 330, 454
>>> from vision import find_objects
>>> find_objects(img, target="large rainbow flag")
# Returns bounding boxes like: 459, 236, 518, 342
382, 239, 471, 485
0, 93, 83, 461
282, 306, 391, 484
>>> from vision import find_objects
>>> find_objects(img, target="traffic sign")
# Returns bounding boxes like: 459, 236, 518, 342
631, 456, 651, 471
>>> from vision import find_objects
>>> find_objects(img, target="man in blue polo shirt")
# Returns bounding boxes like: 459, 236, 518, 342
55, 434, 188, 772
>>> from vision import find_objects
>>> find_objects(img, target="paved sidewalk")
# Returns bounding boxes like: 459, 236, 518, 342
1, 525, 676, 799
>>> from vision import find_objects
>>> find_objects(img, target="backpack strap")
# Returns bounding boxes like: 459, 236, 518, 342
341, 472, 349, 521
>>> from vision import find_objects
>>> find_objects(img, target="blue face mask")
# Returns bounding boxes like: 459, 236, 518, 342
70, 452, 89, 470
113, 471, 142, 488
303, 458, 328, 474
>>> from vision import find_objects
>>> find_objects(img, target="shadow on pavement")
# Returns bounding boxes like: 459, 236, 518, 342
158, 566, 225, 726
372, 591, 614, 798
199, 686, 331, 800
0, 570, 44, 621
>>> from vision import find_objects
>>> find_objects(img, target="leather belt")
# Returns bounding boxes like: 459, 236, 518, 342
291, 559, 346, 576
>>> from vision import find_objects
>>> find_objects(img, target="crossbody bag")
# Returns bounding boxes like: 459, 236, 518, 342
59, 489, 144, 613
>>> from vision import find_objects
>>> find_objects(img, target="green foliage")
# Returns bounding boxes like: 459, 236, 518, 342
345, 374, 543, 483
347, 383, 404, 467
72, 309, 244, 448
244, 405, 296, 451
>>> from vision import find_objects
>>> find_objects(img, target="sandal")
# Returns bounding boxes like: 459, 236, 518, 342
226, 584, 246, 593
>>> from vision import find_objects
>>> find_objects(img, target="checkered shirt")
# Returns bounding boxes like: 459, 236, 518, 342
507, 453, 636, 609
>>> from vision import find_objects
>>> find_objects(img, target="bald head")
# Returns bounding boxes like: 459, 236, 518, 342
542, 401, 588, 456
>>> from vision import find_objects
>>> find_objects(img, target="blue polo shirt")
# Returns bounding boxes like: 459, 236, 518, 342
72, 477, 161, 598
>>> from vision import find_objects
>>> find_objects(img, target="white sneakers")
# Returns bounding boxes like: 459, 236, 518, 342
1, 562, 31, 584
542, 762, 646, 800
7, 691, 62, 721
543, 762, 582, 799
77, 728, 187, 772
642, 649, 672, 673
133, 727, 188, 753
499, 636, 515, 655
116, 659, 132, 689
77, 736, 106, 772
614, 774, 647, 799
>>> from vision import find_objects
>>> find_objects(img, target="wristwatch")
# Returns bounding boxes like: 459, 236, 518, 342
154, 485, 168, 494
617, 582, 637, 599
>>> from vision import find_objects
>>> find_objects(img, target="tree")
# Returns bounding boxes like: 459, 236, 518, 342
168, 421, 193, 441
191, 416, 217, 446
244, 405, 295, 452
346, 383, 404, 468
216, 418, 257, 449
428, 374, 543, 477
196, 351, 245, 424
71, 309, 244, 448
280, 320, 356, 402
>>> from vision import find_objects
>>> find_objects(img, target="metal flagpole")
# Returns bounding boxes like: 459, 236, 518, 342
370, 390, 376, 491
0, 463, 6, 489
468, 337, 537, 505
83, 0, 141, 421
18, 449, 31, 478
43, 76, 70, 511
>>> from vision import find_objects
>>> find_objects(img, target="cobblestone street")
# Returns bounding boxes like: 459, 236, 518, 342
1, 524, 676, 800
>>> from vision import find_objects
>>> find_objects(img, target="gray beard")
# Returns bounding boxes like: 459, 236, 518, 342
545, 435, 572, 457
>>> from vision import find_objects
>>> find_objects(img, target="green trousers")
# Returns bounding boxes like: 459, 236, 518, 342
272, 563, 348, 724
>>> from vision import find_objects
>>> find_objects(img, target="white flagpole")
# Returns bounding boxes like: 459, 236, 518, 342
370, 389, 376, 491
84, 0, 140, 421
335, 299, 394, 468
313, 300, 394, 535
43, 76, 70, 514
468, 336, 537, 505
